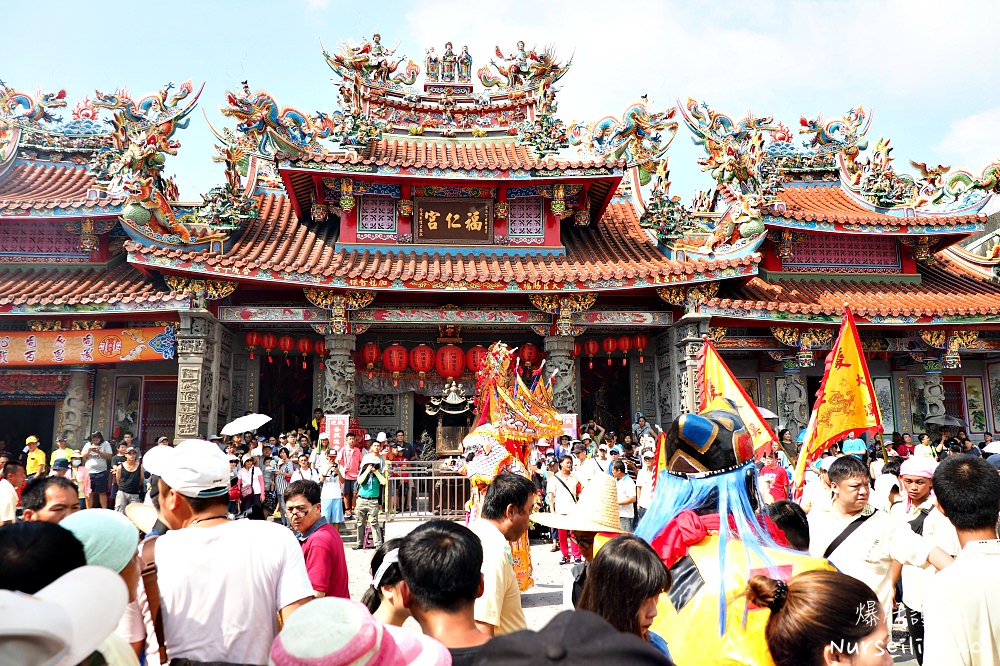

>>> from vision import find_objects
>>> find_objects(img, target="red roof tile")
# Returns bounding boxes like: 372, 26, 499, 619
0, 162, 124, 213
703, 253, 1000, 318
0, 263, 185, 309
772, 185, 984, 228
294, 137, 624, 171
126, 193, 758, 290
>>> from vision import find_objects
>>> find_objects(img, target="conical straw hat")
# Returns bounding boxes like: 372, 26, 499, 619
531, 473, 625, 533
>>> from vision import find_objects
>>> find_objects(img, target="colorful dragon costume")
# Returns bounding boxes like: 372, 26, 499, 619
461, 342, 566, 591
633, 398, 832, 665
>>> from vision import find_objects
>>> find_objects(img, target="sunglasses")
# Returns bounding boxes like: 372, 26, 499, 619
570, 532, 595, 546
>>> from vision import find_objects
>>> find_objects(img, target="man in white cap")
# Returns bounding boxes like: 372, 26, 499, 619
131, 439, 314, 664
898, 456, 959, 663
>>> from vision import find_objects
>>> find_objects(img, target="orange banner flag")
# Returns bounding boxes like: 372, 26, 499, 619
697, 338, 778, 456
793, 307, 882, 492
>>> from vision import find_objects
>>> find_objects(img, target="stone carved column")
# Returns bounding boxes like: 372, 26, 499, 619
323, 334, 356, 415
60, 369, 92, 446
780, 363, 809, 440
922, 361, 946, 422
655, 332, 674, 427
673, 316, 711, 415
174, 313, 219, 440
544, 336, 577, 414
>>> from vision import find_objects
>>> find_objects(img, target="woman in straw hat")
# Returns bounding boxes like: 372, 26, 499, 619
531, 473, 626, 609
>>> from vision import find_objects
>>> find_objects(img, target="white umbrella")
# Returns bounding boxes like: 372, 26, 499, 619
757, 407, 778, 419
984, 442, 1000, 455
220, 413, 272, 436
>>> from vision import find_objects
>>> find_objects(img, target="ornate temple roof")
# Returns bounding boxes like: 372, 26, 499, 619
286, 137, 625, 173
126, 193, 758, 292
767, 184, 985, 232
699, 251, 1000, 323
0, 262, 189, 314
0, 161, 124, 216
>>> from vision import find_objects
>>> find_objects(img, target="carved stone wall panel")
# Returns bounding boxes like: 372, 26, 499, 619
655, 332, 673, 426
780, 368, 809, 438
176, 366, 202, 438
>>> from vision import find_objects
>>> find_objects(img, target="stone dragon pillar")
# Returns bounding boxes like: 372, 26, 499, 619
544, 335, 577, 415
322, 334, 357, 415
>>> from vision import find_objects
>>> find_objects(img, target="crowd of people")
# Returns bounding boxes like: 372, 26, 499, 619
1, 406, 999, 666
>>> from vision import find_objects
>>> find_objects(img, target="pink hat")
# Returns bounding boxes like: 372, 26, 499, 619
899, 456, 937, 479
270, 598, 403, 665
384, 626, 452, 666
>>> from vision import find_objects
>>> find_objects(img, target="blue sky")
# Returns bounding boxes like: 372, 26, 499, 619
5, 0, 1000, 202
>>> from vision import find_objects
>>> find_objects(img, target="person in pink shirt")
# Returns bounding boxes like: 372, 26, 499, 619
759, 448, 790, 504
336, 432, 362, 519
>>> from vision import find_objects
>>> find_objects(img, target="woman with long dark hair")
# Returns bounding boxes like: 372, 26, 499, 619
578, 535, 672, 658
361, 538, 409, 627
746, 570, 891, 666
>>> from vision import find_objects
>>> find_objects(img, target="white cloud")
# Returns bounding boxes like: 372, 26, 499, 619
933, 106, 1000, 174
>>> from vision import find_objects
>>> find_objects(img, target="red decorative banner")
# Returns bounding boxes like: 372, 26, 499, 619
324, 414, 351, 450
0, 326, 175, 367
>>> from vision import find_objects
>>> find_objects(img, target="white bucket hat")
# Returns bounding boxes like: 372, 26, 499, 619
530, 474, 626, 534
0, 565, 128, 666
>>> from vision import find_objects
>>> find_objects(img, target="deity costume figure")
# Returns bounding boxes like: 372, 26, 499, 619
461, 424, 534, 591
457, 46, 473, 83
424, 47, 440, 82
441, 42, 457, 82
504, 41, 530, 87
631, 398, 833, 666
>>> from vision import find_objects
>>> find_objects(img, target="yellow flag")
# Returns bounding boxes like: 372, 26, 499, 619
698, 339, 778, 456
793, 307, 882, 492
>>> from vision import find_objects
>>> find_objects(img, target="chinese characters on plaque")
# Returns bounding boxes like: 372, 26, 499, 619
324, 414, 351, 449
414, 198, 493, 244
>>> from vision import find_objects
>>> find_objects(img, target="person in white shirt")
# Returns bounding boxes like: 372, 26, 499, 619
799, 456, 835, 514
290, 453, 322, 484
612, 460, 637, 533
469, 473, 534, 637
923, 455, 1000, 666
578, 444, 610, 491
127, 439, 313, 665
571, 443, 592, 486
319, 451, 345, 526
635, 451, 656, 525
807, 455, 953, 615
0, 462, 26, 525
547, 455, 581, 564
897, 456, 959, 664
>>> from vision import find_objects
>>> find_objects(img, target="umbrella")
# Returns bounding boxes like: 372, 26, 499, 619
757, 407, 778, 419
923, 415, 968, 429
220, 413, 272, 436
984, 442, 1000, 455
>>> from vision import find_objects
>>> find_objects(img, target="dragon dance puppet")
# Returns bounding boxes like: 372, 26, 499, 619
633, 398, 833, 666
461, 342, 565, 591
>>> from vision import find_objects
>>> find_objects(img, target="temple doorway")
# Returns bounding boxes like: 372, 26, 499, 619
580, 361, 631, 434
258, 358, 314, 435
0, 403, 56, 457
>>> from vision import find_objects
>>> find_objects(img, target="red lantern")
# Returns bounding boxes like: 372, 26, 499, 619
519, 342, 540, 370
633, 333, 648, 364
314, 339, 327, 370
261, 333, 277, 364
435, 344, 466, 380
409, 344, 435, 388
361, 342, 381, 379
571, 341, 581, 358
602, 337, 617, 366
617, 335, 632, 366
297, 338, 312, 370
466, 345, 487, 374
245, 331, 261, 360
583, 339, 599, 369
382, 344, 408, 387
278, 334, 295, 366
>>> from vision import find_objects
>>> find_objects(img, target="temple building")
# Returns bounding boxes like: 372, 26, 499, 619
2, 36, 1000, 451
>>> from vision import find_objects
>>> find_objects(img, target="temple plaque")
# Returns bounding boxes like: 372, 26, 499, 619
414, 197, 493, 244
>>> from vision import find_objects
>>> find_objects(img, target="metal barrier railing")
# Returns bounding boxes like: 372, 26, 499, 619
384, 460, 471, 520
